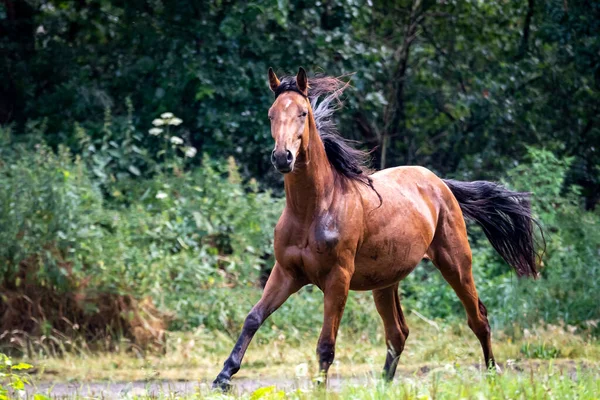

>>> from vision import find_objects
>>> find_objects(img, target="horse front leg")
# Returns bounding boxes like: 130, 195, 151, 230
316, 265, 353, 385
212, 263, 304, 391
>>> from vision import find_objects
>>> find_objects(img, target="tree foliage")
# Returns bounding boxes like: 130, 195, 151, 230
1, 0, 598, 206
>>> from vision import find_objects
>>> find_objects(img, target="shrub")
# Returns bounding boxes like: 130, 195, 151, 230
489, 148, 600, 333
0, 120, 283, 343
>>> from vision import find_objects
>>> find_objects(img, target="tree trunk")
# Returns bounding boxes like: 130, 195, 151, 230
381, 0, 422, 169
518, 0, 535, 59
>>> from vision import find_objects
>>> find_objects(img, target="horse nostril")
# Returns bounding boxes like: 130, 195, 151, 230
286, 150, 293, 163
271, 150, 276, 163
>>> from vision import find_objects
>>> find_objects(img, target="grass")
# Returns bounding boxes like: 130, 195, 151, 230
10, 315, 600, 398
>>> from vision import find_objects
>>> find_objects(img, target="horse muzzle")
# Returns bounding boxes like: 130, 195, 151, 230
271, 149, 294, 173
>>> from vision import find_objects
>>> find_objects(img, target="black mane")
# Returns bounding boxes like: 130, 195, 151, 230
274, 75, 376, 193
273, 78, 308, 99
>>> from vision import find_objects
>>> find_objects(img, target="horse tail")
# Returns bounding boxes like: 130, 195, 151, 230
442, 179, 543, 278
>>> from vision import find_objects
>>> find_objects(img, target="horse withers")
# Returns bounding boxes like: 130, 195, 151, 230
212, 68, 541, 390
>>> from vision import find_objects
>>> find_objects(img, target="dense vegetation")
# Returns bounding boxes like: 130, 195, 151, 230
1, 0, 599, 350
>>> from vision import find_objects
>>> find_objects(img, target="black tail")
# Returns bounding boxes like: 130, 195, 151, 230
443, 179, 543, 278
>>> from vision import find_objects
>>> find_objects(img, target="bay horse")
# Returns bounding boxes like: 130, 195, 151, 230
213, 68, 540, 390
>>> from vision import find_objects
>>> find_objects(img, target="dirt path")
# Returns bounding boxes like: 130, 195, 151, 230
31, 377, 363, 398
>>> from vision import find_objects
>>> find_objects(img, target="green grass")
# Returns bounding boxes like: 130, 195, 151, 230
21, 363, 600, 399
211, 367, 600, 400
10, 315, 600, 399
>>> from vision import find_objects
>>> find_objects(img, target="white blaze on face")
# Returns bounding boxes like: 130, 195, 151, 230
269, 93, 310, 172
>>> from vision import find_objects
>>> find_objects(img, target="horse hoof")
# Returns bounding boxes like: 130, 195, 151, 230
486, 363, 503, 376
212, 377, 232, 392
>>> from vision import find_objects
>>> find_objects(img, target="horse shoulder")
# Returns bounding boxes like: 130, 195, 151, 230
311, 189, 363, 253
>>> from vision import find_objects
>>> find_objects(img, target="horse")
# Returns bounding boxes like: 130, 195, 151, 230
212, 68, 541, 390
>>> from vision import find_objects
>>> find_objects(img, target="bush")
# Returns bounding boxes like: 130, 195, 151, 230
0, 139, 104, 293
488, 148, 600, 333
0, 121, 283, 343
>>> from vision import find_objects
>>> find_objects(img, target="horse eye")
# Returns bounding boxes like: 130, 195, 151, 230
299, 112, 307, 118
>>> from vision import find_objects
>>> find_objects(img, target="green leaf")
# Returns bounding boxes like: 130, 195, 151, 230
250, 386, 276, 400
11, 363, 33, 370
11, 379, 24, 390
128, 165, 141, 176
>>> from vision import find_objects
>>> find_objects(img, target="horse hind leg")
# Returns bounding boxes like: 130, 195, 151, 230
373, 283, 409, 381
428, 219, 498, 371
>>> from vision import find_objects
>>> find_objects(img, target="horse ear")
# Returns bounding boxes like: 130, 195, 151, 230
296, 67, 308, 95
268, 68, 280, 92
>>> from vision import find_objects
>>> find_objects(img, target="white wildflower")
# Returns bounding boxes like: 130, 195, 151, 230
161, 112, 174, 119
148, 127, 163, 136
185, 147, 197, 158
155, 191, 168, 199
152, 118, 165, 126
168, 117, 183, 126
295, 363, 308, 378
170, 136, 184, 145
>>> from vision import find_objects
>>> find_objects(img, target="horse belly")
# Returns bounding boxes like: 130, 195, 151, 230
350, 208, 435, 290
351, 241, 426, 290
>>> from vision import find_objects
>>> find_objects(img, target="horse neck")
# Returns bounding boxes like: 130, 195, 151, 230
284, 114, 335, 218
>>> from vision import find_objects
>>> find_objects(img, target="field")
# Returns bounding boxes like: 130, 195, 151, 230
12, 315, 600, 399
2, 1, 600, 399
1, 139, 599, 399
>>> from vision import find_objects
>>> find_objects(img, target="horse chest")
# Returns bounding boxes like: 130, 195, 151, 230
275, 212, 344, 276
312, 212, 340, 254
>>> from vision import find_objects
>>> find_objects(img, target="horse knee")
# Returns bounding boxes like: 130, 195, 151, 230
243, 309, 263, 334
316, 341, 335, 367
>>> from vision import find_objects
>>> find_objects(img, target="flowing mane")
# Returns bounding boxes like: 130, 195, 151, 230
274, 75, 375, 189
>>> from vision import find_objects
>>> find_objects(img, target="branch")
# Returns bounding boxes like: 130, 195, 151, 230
353, 111, 381, 143
505, 74, 543, 96
517, 0, 535, 59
